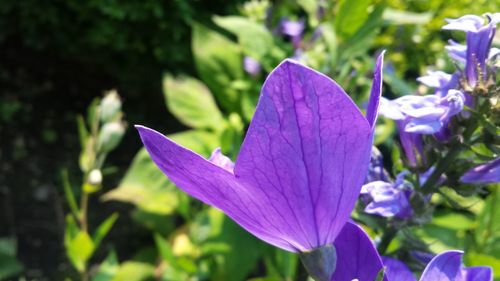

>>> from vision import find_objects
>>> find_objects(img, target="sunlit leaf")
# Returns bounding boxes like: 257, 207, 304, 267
110, 262, 155, 281
163, 75, 224, 130
93, 213, 119, 249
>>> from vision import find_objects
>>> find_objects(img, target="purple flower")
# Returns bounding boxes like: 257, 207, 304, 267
380, 89, 465, 141
386, 251, 493, 281
397, 119, 426, 168
460, 157, 500, 184
136, 54, 385, 252
361, 171, 413, 218
417, 71, 460, 98
278, 18, 305, 48
443, 14, 500, 88
333, 224, 493, 281
243, 56, 262, 77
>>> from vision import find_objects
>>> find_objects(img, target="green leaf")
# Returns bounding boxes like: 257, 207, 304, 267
0, 238, 23, 280
431, 211, 474, 231
76, 115, 89, 150
334, 0, 372, 39
92, 251, 119, 281
163, 75, 224, 130
154, 233, 176, 266
110, 262, 155, 281
213, 16, 273, 60
93, 213, 119, 249
66, 230, 95, 272
61, 169, 80, 221
192, 22, 243, 110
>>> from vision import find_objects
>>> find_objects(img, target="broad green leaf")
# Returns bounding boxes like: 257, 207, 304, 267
163, 75, 224, 130
213, 16, 273, 60
92, 251, 119, 281
154, 234, 176, 266
93, 213, 119, 249
382, 9, 432, 25
111, 262, 155, 281
66, 230, 95, 272
192, 22, 243, 110
334, 0, 372, 39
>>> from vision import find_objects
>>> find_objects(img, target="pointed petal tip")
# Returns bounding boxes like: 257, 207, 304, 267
366, 51, 385, 129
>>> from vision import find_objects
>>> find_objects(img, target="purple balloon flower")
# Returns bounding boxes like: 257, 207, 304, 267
443, 14, 500, 88
460, 157, 500, 184
136, 54, 384, 252
333, 224, 493, 281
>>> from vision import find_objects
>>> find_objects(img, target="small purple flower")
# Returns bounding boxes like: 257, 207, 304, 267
460, 157, 500, 184
278, 18, 305, 48
443, 14, 500, 88
361, 171, 413, 218
136, 54, 385, 252
380, 89, 465, 141
243, 56, 262, 77
417, 71, 460, 98
333, 225, 493, 281
397, 119, 426, 168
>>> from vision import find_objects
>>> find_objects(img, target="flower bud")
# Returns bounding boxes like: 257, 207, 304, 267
100, 90, 122, 122
88, 169, 103, 186
98, 121, 125, 153
299, 245, 337, 281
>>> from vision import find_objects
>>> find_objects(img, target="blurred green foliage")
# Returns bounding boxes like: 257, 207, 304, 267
1, 0, 499, 280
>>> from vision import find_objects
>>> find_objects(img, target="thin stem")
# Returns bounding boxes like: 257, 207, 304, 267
79, 191, 89, 233
377, 226, 397, 254
421, 144, 462, 193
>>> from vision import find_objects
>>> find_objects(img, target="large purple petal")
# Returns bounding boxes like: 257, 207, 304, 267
382, 257, 416, 281
234, 59, 373, 250
366, 52, 385, 129
136, 126, 300, 252
419, 250, 464, 281
332, 222, 386, 281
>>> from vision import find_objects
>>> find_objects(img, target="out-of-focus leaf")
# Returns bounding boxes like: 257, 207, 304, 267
76, 115, 88, 150
154, 233, 176, 266
102, 148, 177, 214
213, 16, 273, 60
415, 224, 461, 253
66, 229, 95, 272
192, 22, 243, 110
334, 0, 372, 39
131, 210, 175, 235
382, 9, 432, 25
92, 251, 119, 281
110, 262, 155, 281
168, 130, 219, 157
163, 75, 224, 130
0, 238, 22, 280
384, 70, 417, 95
209, 212, 266, 281
431, 211, 474, 231
93, 213, 119, 249
374, 118, 395, 145
476, 189, 500, 254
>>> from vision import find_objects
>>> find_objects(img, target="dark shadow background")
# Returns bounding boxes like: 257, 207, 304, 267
0, 1, 242, 279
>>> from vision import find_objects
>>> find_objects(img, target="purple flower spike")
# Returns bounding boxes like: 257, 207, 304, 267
460, 157, 500, 184
420, 250, 492, 281
332, 222, 387, 281
136, 55, 384, 252
443, 15, 498, 87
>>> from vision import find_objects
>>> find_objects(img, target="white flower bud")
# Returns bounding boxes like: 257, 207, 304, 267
98, 121, 125, 152
100, 90, 122, 122
88, 169, 102, 186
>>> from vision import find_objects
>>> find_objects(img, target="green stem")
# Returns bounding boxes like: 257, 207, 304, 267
377, 227, 397, 254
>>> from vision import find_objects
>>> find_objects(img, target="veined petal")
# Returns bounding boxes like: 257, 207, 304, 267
136, 126, 299, 252
234, 59, 373, 250
419, 250, 464, 281
382, 257, 417, 281
331, 222, 387, 281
